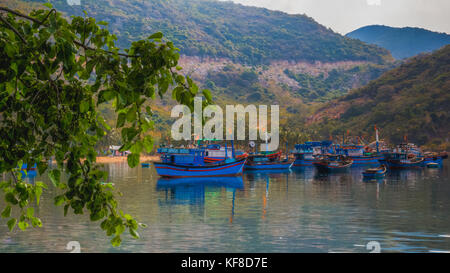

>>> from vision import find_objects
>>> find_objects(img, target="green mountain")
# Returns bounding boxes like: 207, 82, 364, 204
2, 0, 396, 104
307, 45, 450, 149
347, 25, 450, 60
17, 0, 391, 64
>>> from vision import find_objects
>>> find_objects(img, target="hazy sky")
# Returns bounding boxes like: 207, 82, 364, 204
222, 0, 450, 34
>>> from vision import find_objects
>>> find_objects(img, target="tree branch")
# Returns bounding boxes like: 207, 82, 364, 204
0, 7, 41, 24
0, 15, 27, 44
0, 6, 139, 58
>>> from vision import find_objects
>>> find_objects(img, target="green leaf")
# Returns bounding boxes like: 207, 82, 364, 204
48, 169, 61, 187
5, 193, 18, 205
129, 228, 140, 239
31, 217, 42, 228
64, 204, 70, 217
143, 135, 154, 153
7, 218, 17, 231
27, 207, 34, 218
127, 153, 140, 168
117, 113, 126, 127
111, 236, 122, 247
80, 100, 89, 113
18, 221, 29, 231
54, 195, 66, 206
148, 32, 163, 40
126, 107, 137, 122
203, 89, 212, 102
1, 206, 11, 218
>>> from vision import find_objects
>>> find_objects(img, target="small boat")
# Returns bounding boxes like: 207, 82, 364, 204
154, 145, 246, 178
141, 163, 151, 168
422, 152, 445, 166
337, 144, 384, 166
16, 163, 37, 177
292, 141, 332, 167
426, 162, 440, 168
363, 165, 387, 179
154, 158, 246, 178
381, 152, 424, 169
313, 155, 353, 172
244, 154, 293, 171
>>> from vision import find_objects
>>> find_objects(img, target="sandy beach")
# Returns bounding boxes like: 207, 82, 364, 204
95, 155, 160, 164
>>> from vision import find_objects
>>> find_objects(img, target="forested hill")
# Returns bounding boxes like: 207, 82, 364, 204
347, 25, 450, 60
308, 45, 450, 149
14, 0, 392, 64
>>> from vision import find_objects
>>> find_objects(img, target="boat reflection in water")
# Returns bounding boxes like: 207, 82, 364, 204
156, 176, 244, 206
244, 168, 291, 177
387, 168, 424, 182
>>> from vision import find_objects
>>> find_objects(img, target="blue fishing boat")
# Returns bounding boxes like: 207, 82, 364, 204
292, 141, 332, 167
422, 152, 445, 166
336, 144, 384, 166
16, 163, 37, 177
313, 154, 353, 172
154, 143, 246, 178
380, 152, 424, 169
362, 165, 387, 179
141, 163, 151, 168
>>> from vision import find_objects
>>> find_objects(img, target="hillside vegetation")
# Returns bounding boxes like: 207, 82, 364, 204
307, 45, 450, 149
347, 25, 450, 60
16, 0, 392, 64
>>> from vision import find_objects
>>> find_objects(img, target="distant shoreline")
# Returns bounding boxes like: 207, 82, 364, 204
95, 155, 159, 164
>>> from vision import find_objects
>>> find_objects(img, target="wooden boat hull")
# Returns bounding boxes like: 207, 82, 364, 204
314, 161, 353, 172
363, 165, 387, 179
154, 158, 246, 178
383, 159, 424, 169
244, 161, 294, 170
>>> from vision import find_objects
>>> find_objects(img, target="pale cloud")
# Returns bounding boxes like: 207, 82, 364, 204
223, 0, 450, 34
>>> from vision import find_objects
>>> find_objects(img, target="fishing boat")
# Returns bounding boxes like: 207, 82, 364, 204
244, 154, 293, 170
15, 163, 37, 177
380, 152, 424, 169
313, 154, 353, 172
292, 141, 332, 167
154, 143, 246, 178
362, 165, 387, 179
422, 152, 445, 166
141, 163, 151, 168
336, 144, 384, 166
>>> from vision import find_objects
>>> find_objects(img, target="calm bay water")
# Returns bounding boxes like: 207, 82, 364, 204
1, 162, 450, 253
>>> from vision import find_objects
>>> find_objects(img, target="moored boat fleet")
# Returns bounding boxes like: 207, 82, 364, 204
150, 137, 447, 179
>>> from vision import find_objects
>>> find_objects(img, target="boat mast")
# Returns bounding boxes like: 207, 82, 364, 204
375, 125, 379, 153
